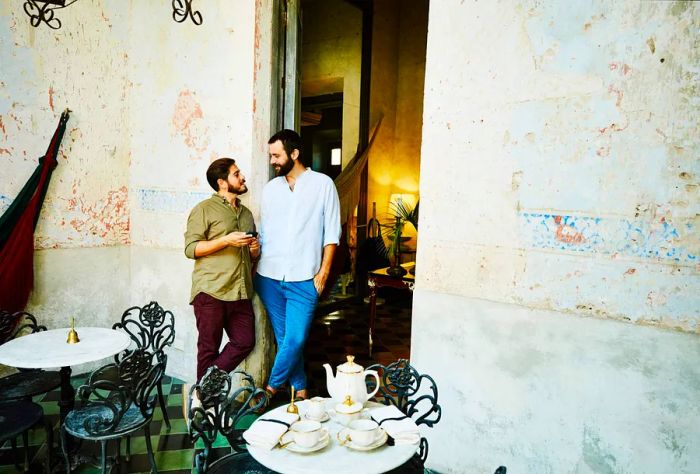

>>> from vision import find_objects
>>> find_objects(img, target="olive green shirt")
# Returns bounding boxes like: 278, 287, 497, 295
184, 194, 256, 304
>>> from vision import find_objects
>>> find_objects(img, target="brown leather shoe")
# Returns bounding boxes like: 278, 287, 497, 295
295, 388, 309, 401
251, 387, 275, 414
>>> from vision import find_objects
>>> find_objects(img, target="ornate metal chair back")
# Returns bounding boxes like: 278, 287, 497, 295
189, 367, 268, 472
113, 301, 175, 356
367, 359, 442, 465
78, 348, 165, 436
0, 310, 45, 345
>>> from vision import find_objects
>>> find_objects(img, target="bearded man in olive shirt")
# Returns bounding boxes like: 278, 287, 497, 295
184, 158, 260, 381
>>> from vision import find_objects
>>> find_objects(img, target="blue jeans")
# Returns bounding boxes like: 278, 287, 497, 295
255, 274, 319, 391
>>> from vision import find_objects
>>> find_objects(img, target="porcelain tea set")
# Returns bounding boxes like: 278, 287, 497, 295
280, 355, 387, 452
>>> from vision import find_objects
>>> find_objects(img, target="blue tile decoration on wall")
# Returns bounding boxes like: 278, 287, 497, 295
136, 188, 210, 213
0, 195, 11, 215
520, 212, 697, 263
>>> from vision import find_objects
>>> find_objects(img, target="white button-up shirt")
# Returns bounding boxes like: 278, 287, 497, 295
257, 169, 341, 282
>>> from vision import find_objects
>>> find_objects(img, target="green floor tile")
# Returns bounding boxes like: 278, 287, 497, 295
153, 408, 165, 422
153, 449, 195, 471
211, 434, 231, 449
163, 419, 189, 435
38, 402, 60, 416
167, 394, 183, 407
120, 436, 160, 456
26, 428, 48, 446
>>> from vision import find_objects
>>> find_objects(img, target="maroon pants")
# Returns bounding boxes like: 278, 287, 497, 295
193, 292, 255, 381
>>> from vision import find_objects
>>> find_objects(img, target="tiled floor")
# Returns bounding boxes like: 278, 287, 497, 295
0, 288, 412, 473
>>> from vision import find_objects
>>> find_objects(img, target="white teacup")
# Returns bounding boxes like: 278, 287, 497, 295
347, 419, 381, 447
281, 420, 323, 448
305, 396, 326, 421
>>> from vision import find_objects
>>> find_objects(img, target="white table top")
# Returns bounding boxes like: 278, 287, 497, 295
0, 327, 131, 369
248, 399, 418, 474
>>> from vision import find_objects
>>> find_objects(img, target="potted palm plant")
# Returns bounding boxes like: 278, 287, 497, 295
383, 199, 419, 277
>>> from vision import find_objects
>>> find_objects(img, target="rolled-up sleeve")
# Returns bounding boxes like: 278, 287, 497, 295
323, 181, 341, 247
184, 205, 206, 259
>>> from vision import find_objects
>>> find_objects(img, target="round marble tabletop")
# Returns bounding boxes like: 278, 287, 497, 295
0, 327, 131, 369
247, 399, 418, 474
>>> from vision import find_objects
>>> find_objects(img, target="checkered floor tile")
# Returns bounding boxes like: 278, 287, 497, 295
0, 289, 412, 473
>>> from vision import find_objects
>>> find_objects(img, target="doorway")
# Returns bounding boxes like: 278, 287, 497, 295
301, 93, 344, 179
275, 0, 430, 372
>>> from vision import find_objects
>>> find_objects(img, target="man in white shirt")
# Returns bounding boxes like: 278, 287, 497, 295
255, 129, 341, 401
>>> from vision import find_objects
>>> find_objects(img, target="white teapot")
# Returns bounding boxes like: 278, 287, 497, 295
324, 355, 380, 405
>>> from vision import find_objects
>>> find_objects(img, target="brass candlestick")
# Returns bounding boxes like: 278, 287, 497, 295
286, 386, 299, 414
66, 318, 80, 344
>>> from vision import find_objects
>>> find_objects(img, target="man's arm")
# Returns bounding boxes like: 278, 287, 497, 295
312, 178, 341, 294
313, 243, 337, 295
185, 203, 256, 259
193, 232, 255, 258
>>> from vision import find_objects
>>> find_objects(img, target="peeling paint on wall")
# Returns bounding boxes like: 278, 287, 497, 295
35, 186, 131, 248
172, 89, 210, 154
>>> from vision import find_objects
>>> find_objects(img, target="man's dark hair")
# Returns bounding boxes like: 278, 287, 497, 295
206, 158, 236, 191
268, 129, 302, 160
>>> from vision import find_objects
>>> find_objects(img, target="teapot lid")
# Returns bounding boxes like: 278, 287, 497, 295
335, 395, 362, 414
337, 355, 363, 374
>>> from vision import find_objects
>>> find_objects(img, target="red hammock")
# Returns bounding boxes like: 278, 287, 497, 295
0, 110, 70, 312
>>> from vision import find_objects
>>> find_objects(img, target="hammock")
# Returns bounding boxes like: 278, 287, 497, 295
318, 118, 382, 301
333, 117, 382, 225
0, 110, 70, 312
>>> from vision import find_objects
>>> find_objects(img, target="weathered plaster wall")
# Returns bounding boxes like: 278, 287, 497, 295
0, 1, 131, 248
415, 1, 700, 472
126, 0, 276, 384
1, 1, 275, 382
301, 0, 361, 167
0, 0, 132, 348
368, 0, 427, 230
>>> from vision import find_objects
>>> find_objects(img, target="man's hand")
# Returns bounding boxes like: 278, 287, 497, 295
313, 269, 329, 296
223, 231, 255, 248
193, 231, 256, 258
312, 243, 337, 296
249, 237, 261, 259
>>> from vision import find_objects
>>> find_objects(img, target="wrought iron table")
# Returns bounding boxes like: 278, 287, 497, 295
367, 263, 415, 357
247, 399, 418, 474
0, 327, 131, 422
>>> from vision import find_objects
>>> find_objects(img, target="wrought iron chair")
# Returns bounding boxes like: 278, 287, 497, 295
0, 310, 61, 400
189, 367, 274, 474
0, 400, 53, 473
366, 359, 442, 473
112, 301, 175, 429
60, 348, 165, 474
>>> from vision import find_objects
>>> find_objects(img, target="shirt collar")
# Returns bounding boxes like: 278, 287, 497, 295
211, 193, 240, 208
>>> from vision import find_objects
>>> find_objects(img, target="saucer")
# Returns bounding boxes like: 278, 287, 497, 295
337, 427, 388, 451
283, 429, 330, 454
303, 412, 330, 423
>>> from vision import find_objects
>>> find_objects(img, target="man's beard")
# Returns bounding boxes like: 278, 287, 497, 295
228, 181, 248, 195
274, 156, 294, 176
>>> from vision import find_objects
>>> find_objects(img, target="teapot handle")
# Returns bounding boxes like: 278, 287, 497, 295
364, 370, 380, 400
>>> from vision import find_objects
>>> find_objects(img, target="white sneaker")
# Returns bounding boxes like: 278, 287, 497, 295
183, 383, 202, 426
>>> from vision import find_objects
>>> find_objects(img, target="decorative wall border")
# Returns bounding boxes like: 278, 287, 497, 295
5, 190, 696, 265
136, 188, 210, 214
519, 212, 697, 263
